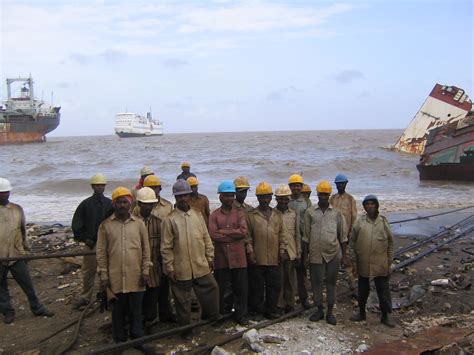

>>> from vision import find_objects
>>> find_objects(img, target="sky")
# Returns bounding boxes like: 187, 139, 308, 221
1, 0, 473, 136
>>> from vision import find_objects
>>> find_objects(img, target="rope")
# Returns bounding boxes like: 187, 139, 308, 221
389, 205, 474, 224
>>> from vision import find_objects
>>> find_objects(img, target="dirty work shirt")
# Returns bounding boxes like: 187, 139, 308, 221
329, 193, 357, 235
349, 214, 394, 278
209, 207, 248, 269
72, 194, 113, 243
233, 200, 254, 214
188, 194, 210, 226
274, 208, 300, 261
96, 214, 151, 294
246, 208, 288, 266
131, 197, 173, 220
289, 196, 312, 240
139, 214, 162, 288
161, 208, 214, 281
303, 206, 347, 264
0, 203, 29, 260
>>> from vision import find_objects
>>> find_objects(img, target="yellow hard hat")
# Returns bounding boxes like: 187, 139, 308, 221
234, 176, 250, 189
181, 161, 190, 168
187, 176, 199, 186
301, 183, 312, 193
316, 180, 332, 194
275, 185, 292, 197
140, 165, 154, 176
143, 175, 161, 187
288, 174, 304, 184
90, 173, 107, 185
255, 182, 273, 196
112, 187, 133, 201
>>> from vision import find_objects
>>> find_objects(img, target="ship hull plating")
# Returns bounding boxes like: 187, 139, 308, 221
0, 115, 60, 144
417, 163, 474, 181
116, 132, 163, 138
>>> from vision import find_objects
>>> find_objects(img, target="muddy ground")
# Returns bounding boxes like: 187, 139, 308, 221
0, 207, 473, 354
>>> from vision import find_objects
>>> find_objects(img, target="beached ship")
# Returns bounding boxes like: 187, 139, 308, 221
417, 112, 474, 181
0, 77, 61, 144
394, 84, 472, 155
114, 112, 163, 138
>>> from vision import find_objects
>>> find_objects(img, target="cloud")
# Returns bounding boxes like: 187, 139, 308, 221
162, 58, 189, 68
266, 86, 299, 101
66, 50, 127, 65
333, 70, 364, 84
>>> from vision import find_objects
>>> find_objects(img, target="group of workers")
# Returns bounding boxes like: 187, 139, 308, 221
0, 161, 395, 346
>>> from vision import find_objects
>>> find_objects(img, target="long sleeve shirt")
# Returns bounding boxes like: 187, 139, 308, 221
161, 208, 214, 281
274, 207, 301, 260
246, 208, 288, 266
349, 214, 394, 278
289, 196, 312, 241
329, 192, 357, 237
188, 193, 210, 226
209, 207, 248, 269
303, 206, 347, 264
139, 214, 162, 288
72, 194, 113, 243
96, 214, 151, 294
0, 202, 29, 260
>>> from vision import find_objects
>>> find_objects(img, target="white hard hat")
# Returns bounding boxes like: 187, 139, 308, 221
90, 173, 107, 185
0, 178, 12, 192
274, 185, 292, 197
137, 187, 158, 203
140, 165, 154, 176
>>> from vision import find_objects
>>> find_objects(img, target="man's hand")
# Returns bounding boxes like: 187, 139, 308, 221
140, 274, 150, 287
208, 260, 214, 271
100, 279, 110, 292
84, 239, 95, 249
167, 271, 177, 282
247, 251, 257, 265
280, 250, 289, 262
341, 254, 350, 268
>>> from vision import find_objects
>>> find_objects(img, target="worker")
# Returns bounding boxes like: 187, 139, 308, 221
131, 165, 154, 210
209, 181, 249, 325
72, 173, 113, 309
176, 161, 196, 181
288, 174, 312, 310
161, 180, 220, 336
141, 174, 175, 323
246, 182, 288, 320
96, 187, 151, 343
330, 174, 358, 295
301, 183, 312, 200
303, 180, 347, 325
0, 178, 54, 324
233, 176, 254, 213
134, 187, 162, 331
187, 176, 210, 226
274, 185, 300, 314
349, 195, 395, 327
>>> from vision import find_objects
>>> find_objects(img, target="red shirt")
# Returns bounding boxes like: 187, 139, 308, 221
209, 206, 248, 269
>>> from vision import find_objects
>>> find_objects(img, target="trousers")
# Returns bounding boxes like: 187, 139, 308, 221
278, 259, 296, 309
310, 253, 341, 307
358, 276, 392, 313
112, 292, 144, 342
80, 252, 97, 302
248, 265, 281, 315
214, 267, 248, 321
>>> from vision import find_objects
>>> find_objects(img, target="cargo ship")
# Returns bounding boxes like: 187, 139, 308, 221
114, 111, 164, 138
393, 84, 472, 155
417, 112, 474, 181
0, 77, 61, 144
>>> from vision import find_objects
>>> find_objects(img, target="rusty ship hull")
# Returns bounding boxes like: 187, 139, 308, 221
0, 113, 60, 144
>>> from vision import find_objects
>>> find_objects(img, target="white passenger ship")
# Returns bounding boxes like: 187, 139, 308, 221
114, 112, 163, 138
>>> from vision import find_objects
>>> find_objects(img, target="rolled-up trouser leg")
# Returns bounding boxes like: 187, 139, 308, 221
170, 280, 193, 325
374, 276, 392, 314
193, 273, 220, 320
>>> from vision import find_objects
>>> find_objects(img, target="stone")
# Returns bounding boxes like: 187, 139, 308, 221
356, 343, 369, 352
261, 334, 288, 344
211, 346, 232, 355
242, 328, 260, 345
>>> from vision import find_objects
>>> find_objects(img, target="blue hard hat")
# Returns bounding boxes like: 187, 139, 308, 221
334, 174, 348, 183
217, 180, 236, 194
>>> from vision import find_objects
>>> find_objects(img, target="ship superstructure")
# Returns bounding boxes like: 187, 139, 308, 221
114, 111, 163, 138
0, 77, 61, 144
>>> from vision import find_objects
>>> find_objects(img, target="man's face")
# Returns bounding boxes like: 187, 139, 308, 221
219, 193, 235, 208
0, 191, 10, 205
317, 192, 330, 205
175, 194, 190, 210
151, 185, 161, 197
276, 196, 290, 210
115, 196, 131, 214
91, 184, 105, 195
182, 167, 190, 174
139, 201, 155, 217
191, 185, 198, 194
363, 200, 378, 215
289, 183, 302, 197
302, 191, 312, 199
235, 188, 248, 203
257, 194, 272, 208
336, 182, 347, 194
